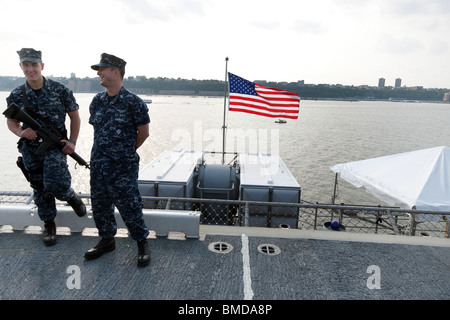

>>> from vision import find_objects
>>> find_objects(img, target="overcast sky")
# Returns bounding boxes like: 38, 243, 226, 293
1, 0, 449, 88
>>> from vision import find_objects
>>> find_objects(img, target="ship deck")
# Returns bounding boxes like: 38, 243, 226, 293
0, 225, 449, 301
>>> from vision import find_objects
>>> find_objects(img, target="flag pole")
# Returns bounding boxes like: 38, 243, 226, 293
221, 57, 229, 165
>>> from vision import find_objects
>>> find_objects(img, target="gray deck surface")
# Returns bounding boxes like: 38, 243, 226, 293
0, 226, 449, 301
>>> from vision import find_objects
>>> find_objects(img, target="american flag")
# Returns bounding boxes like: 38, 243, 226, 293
228, 72, 300, 119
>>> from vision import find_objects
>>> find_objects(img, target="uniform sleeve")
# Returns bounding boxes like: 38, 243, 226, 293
88, 94, 100, 125
5, 92, 13, 108
4, 89, 21, 119
131, 98, 150, 128
62, 86, 79, 113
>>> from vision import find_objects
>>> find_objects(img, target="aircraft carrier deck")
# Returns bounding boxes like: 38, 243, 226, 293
1, 225, 449, 302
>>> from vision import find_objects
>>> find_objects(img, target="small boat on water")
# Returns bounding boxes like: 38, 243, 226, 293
143, 99, 152, 104
275, 119, 287, 124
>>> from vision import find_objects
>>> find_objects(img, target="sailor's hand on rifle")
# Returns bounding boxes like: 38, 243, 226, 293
60, 139, 75, 155
20, 127, 38, 141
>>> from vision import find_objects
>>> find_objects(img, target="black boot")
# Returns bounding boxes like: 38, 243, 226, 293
43, 220, 57, 246
67, 193, 86, 217
84, 238, 115, 260
137, 239, 150, 267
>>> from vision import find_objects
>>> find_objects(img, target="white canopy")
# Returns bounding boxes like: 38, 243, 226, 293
330, 146, 450, 212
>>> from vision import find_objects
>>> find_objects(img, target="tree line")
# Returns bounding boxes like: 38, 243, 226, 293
1, 75, 448, 102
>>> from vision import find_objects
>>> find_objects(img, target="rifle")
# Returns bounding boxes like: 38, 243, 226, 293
3, 103, 90, 169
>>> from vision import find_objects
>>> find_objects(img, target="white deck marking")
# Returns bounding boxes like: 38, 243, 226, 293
241, 234, 254, 300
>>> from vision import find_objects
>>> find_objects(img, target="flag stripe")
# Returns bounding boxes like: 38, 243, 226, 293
229, 98, 299, 117
256, 90, 300, 100
228, 73, 300, 119
229, 107, 299, 119
254, 93, 300, 102
255, 84, 299, 96
229, 102, 300, 114
230, 93, 299, 107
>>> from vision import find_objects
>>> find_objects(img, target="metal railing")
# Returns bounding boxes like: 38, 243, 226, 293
1, 191, 449, 238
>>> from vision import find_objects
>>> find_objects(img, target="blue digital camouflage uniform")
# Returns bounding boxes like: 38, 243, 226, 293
89, 86, 150, 241
6, 78, 79, 222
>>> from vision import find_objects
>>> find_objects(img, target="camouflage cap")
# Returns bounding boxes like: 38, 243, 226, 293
91, 53, 126, 71
17, 48, 42, 63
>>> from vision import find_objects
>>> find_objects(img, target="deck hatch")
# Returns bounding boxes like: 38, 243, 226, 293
208, 241, 234, 254
257, 244, 281, 256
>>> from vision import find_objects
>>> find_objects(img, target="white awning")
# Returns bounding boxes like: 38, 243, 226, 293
331, 146, 450, 214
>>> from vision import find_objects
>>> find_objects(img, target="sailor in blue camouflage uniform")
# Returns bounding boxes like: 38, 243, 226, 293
84, 53, 151, 267
5, 48, 86, 246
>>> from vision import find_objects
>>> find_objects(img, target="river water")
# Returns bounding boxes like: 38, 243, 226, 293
1, 91, 450, 205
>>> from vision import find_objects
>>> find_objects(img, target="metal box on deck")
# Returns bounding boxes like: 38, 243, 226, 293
138, 150, 203, 210
238, 153, 301, 228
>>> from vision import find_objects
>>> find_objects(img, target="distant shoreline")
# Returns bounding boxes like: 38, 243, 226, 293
1, 89, 450, 104
1, 75, 449, 103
